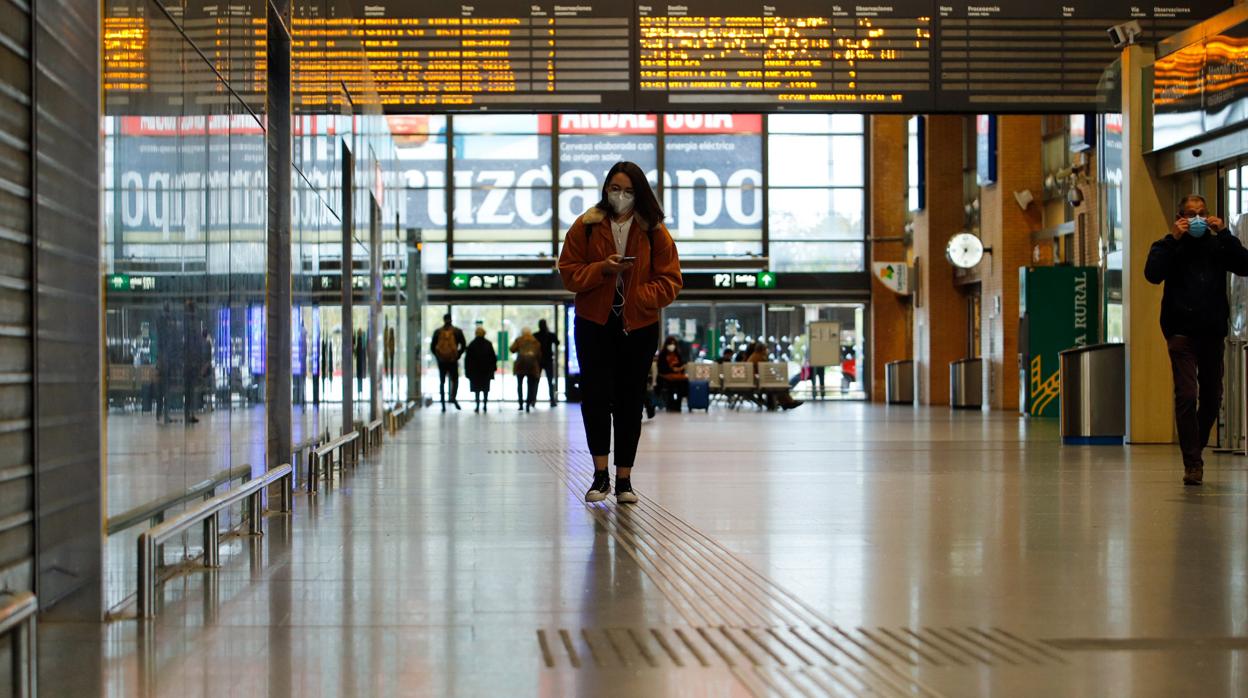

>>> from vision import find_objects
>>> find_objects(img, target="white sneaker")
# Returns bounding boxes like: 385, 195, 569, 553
615, 478, 639, 504
585, 471, 610, 502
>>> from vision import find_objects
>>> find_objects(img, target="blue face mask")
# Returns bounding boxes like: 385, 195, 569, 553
1188, 216, 1209, 238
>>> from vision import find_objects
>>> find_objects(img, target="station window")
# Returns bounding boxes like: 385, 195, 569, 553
391, 115, 448, 273
451, 115, 553, 262
662, 114, 764, 258
1229, 164, 1248, 223
556, 114, 659, 231
767, 115, 866, 272
393, 113, 871, 273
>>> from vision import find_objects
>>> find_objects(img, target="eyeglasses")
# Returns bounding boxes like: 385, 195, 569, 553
1182, 209, 1210, 217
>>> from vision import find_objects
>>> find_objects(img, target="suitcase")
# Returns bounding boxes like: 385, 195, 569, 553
687, 380, 710, 411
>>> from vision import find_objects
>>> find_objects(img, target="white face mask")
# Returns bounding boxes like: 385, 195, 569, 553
665, 344, 676, 352
608, 190, 635, 215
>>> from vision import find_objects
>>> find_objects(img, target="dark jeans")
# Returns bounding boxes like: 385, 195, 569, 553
657, 377, 688, 411
156, 369, 169, 421
517, 372, 538, 407
183, 371, 197, 421
540, 361, 558, 403
437, 361, 460, 405
575, 314, 660, 469
1166, 334, 1224, 468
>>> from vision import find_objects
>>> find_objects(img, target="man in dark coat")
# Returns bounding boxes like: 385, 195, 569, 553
1144, 194, 1248, 485
534, 319, 560, 405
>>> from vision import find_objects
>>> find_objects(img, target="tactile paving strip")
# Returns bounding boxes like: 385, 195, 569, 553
532, 445, 1067, 696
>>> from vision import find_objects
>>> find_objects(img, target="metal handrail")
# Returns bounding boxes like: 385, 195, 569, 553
307, 430, 360, 493
138, 464, 293, 618
0, 591, 37, 696
107, 465, 252, 535
363, 419, 383, 453
389, 403, 407, 433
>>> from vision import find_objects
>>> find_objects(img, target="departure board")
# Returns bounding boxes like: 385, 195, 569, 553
103, 0, 1232, 114
638, 1, 934, 110
291, 3, 634, 110
936, 1, 1224, 111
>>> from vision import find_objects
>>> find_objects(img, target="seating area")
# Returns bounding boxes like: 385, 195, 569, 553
687, 362, 796, 411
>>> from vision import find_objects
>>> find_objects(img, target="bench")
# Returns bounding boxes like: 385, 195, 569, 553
689, 361, 794, 410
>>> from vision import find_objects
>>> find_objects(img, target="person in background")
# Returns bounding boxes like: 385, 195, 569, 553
747, 341, 803, 410
182, 300, 200, 424
718, 347, 735, 364
534, 319, 560, 406
155, 302, 173, 424
510, 327, 542, 412
464, 327, 497, 413
656, 336, 689, 412
558, 160, 683, 504
1144, 193, 1248, 485
431, 314, 467, 412
201, 327, 214, 410
840, 348, 856, 395
354, 329, 366, 400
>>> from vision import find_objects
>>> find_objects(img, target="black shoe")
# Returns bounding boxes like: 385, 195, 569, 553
1183, 467, 1204, 486
585, 470, 610, 502
441, 404, 447, 413
615, 477, 638, 504
645, 403, 656, 419
453, 401, 462, 411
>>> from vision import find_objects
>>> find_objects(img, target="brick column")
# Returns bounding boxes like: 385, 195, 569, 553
869, 115, 911, 402
979, 116, 1043, 411
912, 115, 967, 406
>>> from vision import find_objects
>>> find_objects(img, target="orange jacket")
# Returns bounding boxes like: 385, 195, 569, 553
558, 207, 683, 331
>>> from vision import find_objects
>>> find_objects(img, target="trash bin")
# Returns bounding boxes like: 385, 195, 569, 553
885, 360, 914, 404
949, 358, 982, 409
1059, 343, 1125, 445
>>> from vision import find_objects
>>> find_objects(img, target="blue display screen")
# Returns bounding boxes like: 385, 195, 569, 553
248, 305, 265, 375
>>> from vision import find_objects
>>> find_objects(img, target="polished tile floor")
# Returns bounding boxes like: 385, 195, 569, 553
47, 403, 1248, 696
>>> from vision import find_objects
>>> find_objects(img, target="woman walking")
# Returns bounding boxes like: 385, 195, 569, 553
464, 327, 497, 412
510, 327, 542, 412
558, 161, 683, 504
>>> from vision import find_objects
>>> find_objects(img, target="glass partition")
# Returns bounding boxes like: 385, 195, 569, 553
102, 0, 268, 611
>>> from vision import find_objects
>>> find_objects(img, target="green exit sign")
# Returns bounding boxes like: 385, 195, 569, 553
450, 274, 469, 289
756, 272, 777, 289
106, 273, 157, 292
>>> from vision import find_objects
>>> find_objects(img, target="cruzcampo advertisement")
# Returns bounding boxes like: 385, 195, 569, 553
1019, 266, 1100, 418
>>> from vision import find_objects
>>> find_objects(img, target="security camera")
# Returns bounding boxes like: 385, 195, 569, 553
1107, 20, 1143, 49
1067, 185, 1084, 207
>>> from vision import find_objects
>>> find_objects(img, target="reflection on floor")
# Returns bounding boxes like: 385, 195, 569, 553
51, 403, 1248, 696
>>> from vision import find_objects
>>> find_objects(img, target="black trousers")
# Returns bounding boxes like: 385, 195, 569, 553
540, 361, 558, 403
1166, 334, 1224, 469
575, 314, 659, 469
517, 372, 538, 407
437, 361, 460, 405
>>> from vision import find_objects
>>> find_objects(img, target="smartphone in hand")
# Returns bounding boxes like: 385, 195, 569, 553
620, 256, 637, 263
